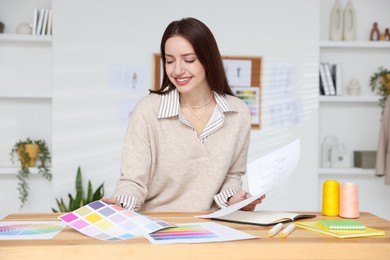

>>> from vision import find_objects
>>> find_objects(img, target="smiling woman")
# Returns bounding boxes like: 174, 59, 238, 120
102, 17, 265, 213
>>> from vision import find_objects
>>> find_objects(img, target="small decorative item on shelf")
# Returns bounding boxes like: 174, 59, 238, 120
347, 79, 361, 96
10, 138, 52, 208
343, 0, 356, 41
370, 22, 380, 41
329, 0, 343, 41
370, 66, 390, 114
0, 21, 4, 33
331, 143, 351, 168
322, 136, 339, 168
381, 28, 390, 41
52, 167, 104, 213
16, 23, 32, 35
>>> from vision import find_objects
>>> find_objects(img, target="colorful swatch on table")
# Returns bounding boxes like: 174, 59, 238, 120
0, 221, 66, 240
60, 200, 173, 241
146, 222, 258, 244
150, 224, 218, 240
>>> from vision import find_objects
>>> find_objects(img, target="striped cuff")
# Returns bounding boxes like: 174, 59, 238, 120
213, 188, 238, 209
116, 195, 137, 211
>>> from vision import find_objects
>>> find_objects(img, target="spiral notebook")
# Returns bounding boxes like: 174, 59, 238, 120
296, 221, 385, 239
319, 219, 366, 230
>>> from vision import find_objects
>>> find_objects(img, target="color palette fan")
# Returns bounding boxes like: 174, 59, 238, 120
60, 200, 173, 241
0, 221, 66, 240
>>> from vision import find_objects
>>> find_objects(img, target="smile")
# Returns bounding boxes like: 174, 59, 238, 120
175, 77, 192, 86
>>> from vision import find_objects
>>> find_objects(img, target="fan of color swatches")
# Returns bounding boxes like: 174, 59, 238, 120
60, 200, 173, 241
145, 222, 258, 244
149, 224, 218, 241
0, 221, 66, 240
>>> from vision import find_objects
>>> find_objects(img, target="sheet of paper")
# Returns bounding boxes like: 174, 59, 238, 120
145, 222, 257, 244
0, 221, 66, 240
198, 139, 300, 219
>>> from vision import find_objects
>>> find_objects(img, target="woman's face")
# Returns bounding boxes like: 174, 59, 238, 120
164, 35, 209, 94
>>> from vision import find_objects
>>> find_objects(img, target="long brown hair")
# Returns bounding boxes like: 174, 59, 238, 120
150, 17, 233, 96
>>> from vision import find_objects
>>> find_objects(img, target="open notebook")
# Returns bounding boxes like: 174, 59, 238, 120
212, 210, 316, 226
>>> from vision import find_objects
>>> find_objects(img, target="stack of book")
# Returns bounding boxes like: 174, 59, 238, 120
319, 62, 342, 96
32, 8, 53, 36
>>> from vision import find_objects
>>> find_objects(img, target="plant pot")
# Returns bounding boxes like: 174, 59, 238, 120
18, 144, 39, 167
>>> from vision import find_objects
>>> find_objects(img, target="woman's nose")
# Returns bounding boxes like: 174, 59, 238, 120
173, 62, 185, 75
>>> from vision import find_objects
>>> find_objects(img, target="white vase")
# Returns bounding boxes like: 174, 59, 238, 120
322, 136, 339, 168
343, 0, 356, 40
329, 0, 343, 41
16, 23, 32, 35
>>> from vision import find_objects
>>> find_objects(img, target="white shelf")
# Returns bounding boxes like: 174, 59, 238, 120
0, 34, 52, 43
0, 94, 52, 99
0, 167, 40, 175
318, 167, 375, 176
320, 41, 390, 49
319, 95, 380, 103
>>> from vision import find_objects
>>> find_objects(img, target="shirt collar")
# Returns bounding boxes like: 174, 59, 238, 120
158, 89, 237, 119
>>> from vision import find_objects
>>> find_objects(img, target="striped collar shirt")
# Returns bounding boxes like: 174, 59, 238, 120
157, 89, 237, 143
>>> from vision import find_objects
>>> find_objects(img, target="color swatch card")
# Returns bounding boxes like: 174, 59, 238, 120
0, 221, 66, 240
145, 222, 258, 244
60, 200, 174, 241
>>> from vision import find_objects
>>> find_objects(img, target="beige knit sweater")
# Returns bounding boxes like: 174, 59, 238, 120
112, 93, 251, 212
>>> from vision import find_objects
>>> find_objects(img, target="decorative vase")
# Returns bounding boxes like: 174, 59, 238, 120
322, 136, 339, 168
330, 0, 343, 41
347, 79, 361, 95
18, 144, 39, 167
343, 0, 356, 40
16, 23, 32, 35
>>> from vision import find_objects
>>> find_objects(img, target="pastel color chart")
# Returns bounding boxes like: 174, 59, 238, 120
0, 221, 67, 240
146, 222, 258, 244
150, 224, 218, 240
60, 200, 173, 241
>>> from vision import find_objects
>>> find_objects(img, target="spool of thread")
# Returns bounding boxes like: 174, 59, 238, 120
322, 180, 340, 216
339, 183, 359, 218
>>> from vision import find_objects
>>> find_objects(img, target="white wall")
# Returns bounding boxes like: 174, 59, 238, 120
1, 0, 320, 218
51, 0, 320, 213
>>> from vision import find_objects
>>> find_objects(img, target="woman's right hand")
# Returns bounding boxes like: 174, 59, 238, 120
101, 196, 122, 207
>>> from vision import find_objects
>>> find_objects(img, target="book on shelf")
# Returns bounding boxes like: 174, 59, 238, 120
319, 63, 330, 95
211, 210, 316, 226
40, 9, 49, 35
32, 8, 39, 35
35, 8, 45, 35
295, 221, 385, 239
46, 9, 53, 35
32, 8, 52, 36
331, 63, 342, 95
319, 63, 342, 96
319, 219, 366, 230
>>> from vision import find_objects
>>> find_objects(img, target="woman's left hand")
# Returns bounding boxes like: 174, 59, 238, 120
228, 191, 266, 211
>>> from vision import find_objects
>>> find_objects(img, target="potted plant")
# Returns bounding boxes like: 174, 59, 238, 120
52, 166, 104, 212
370, 66, 390, 114
10, 138, 52, 207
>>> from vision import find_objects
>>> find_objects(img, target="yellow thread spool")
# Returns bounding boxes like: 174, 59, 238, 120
322, 180, 340, 216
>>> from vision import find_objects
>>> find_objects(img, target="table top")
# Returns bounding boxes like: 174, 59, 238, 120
0, 211, 389, 260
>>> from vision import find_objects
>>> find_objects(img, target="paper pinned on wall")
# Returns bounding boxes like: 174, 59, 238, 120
108, 64, 146, 92
223, 59, 252, 87
197, 139, 300, 219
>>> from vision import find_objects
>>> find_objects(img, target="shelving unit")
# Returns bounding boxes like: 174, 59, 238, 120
319, 0, 390, 220
0, 0, 52, 174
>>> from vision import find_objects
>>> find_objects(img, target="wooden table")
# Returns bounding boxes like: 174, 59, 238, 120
0, 212, 389, 260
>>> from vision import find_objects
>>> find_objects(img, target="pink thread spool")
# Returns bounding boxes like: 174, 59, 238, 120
339, 183, 359, 218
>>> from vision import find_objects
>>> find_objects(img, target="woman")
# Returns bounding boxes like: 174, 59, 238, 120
103, 17, 264, 211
